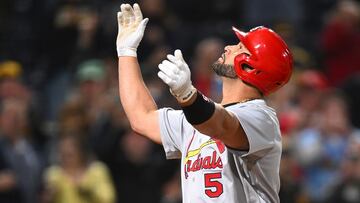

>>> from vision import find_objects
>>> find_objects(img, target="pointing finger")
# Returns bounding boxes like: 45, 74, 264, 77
174, 49, 185, 62
158, 63, 177, 77
158, 71, 173, 86
162, 60, 179, 73
167, 54, 180, 64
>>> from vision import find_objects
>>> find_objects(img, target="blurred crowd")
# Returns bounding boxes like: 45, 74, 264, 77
0, 0, 359, 203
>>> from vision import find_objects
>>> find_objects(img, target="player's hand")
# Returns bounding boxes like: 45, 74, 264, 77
158, 50, 196, 103
116, 3, 148, 57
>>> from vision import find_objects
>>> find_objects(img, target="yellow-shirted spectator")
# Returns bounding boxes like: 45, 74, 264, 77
43, 135, 116, 203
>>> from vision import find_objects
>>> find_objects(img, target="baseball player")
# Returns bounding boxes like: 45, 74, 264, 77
116, 3, 293, 203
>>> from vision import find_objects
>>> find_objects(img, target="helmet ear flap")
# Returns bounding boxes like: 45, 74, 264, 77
234, 53, 265, 93
234, 53, 254, 79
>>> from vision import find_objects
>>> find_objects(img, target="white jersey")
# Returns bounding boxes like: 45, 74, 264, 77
159, 99, 281, 203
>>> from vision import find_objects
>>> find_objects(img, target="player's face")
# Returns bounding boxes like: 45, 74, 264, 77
219, 42, 251, 65
212, 42, 251, 78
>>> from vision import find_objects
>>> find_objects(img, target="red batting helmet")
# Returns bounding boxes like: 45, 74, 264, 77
232, 26, 293, 95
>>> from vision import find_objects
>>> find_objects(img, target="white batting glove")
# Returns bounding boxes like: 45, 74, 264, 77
158, 50, 197, 103
116, 3, 148, 57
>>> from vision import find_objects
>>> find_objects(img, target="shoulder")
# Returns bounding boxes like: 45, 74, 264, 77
226, 99, 281, 142
45, 165, 63, 182
89, 161, 108, 170
87, 161, 111, 176
226, 99, 277, 122
46, 165, 62, 175
226, 99, 271, 109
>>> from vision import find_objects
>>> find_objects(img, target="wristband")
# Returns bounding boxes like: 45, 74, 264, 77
182, 91, 215, 125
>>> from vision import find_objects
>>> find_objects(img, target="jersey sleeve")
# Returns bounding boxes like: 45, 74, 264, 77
228, 103, 280, 158
158, 108, 191, 159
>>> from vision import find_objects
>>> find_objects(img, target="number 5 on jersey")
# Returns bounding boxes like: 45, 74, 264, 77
204, 172, 223, 198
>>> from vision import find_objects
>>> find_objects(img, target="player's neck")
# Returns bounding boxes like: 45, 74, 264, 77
220, 78, 262, 105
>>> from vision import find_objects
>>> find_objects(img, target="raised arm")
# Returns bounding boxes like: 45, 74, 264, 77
116, 3, 161, 144
157, 50, 249, 150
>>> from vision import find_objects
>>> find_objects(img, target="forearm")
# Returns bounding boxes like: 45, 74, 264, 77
180, 92, 224, 137
116, 4, 161, 143
181, 92, 249, 150
118, 57, 157, 128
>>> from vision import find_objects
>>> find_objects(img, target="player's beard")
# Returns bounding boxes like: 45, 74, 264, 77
211, 62, 238, 79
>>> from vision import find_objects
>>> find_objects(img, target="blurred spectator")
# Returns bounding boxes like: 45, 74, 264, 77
267, 76, 297, 137
72, 59, 108, 123
294, 70, 329, 127
117, 130, 162, 203
279, 149, 308, 203
192, 37, 224, 102
43, 3, 107, 121
0, 149, 20, 203
293, 91, 360, 202
0, 60, 47, 158
290, 70, 330, 131
272, 22, 314, 71
46, 1, 79, 72
70, 59, 125, 163
45, 1, 105, 71
57, 99, 89, 138
0, 98, 42, 203
0, 60, 31, 103
160, 171, 182, 203
43, 135, 115, 203
326, 134, 360, 203
270, 69, 329, 136
342, 74, 360, 128
73, 6, 110, 66
60, 59, 129, 203
321, 0, 360, 86
116, 130, 178, 203
301, 0, 337, 54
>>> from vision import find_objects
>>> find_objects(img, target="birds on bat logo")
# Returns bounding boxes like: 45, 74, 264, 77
184, 133, 225, 179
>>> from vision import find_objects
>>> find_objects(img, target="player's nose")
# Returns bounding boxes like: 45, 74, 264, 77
224, 44, 237, 54
224, 45, 231, 54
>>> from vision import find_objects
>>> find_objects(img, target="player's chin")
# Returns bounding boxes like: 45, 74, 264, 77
211, 62, 237, 79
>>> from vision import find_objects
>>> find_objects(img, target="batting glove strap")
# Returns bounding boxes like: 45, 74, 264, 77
170, 85, 197, 103
117, 47, 137, 57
